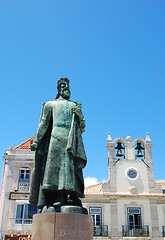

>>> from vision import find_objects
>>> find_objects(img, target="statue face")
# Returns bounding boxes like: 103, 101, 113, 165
59, 82, 70, 99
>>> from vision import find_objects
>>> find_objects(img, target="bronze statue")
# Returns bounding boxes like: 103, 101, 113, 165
29, 78, 87, 212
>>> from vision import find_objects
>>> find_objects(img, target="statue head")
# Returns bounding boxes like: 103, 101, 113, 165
56, 77, 70, 99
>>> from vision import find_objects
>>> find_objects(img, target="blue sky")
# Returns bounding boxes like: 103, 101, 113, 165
0, 0, 165, 184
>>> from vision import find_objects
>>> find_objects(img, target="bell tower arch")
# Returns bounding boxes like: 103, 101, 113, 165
106, 132, 156, 194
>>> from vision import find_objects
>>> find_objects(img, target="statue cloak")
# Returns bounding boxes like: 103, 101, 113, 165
29, 103, 87, 208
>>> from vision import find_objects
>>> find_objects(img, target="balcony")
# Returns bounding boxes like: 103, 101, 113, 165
15, 219, 33, 224
122, 225, 149, 237
93, 225, 108, 237
8, 218, 33, 232
17, 182, 30, 192
163, 226, 165, 237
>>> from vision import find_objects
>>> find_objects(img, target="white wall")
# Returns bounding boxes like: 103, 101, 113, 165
116, 160, 150, 193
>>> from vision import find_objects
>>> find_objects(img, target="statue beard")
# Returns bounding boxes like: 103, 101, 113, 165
60, 88, 70, 99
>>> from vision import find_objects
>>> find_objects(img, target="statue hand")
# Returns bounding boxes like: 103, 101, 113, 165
72, 106, 79, 115
80, 120, 86, 132
72, 105, 82, 118
31, 142, 38, 151
72, 104, 85, 132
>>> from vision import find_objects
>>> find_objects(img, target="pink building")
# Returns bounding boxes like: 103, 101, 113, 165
0, 137, 35, 240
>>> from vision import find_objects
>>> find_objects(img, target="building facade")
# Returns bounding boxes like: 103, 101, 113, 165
83, 132, 165, 239
0, 133, 165, 240
0, 137, 35, 240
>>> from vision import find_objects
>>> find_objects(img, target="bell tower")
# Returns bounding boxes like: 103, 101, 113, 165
106, 132, 157, 194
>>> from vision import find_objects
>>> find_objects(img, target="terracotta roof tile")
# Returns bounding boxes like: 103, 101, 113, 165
85, 183, 103, 194
15, 136, 35, 149
155, 180, 165, 188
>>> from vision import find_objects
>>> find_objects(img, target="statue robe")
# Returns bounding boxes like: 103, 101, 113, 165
29, 99, 87, 208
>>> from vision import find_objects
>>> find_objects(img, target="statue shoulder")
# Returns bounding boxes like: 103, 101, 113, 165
42, 100, 53, 109
69, 100, 82, 106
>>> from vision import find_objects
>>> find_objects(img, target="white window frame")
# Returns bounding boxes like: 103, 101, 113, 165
89, 207, 102, 226
15, 203, 37, 224
17, 167, 31, 192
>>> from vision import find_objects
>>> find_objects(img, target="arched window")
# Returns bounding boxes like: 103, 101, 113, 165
115, 141, 125, 159
135, 142, 145, 160
17, 167, 31, 192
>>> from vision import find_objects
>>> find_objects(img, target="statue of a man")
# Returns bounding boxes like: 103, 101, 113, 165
29, 78, 87, 212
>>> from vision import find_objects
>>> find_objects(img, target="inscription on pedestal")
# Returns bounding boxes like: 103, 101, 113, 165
32, 213, 93, 240
59, 229, 90, 237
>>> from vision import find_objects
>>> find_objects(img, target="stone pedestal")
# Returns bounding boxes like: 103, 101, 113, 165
32, 213, 93, 240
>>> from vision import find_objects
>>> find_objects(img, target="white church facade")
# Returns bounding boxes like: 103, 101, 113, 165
83, 132, 165, 239
0, 133, 165, 240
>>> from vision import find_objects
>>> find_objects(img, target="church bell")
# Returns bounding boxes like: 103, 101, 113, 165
135, 142, 144, 158
115, 142, 125, 157
116, 149, 123, 157
136, 149, 143, 157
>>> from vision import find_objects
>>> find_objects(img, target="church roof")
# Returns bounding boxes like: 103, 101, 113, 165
85, 180, 110, 194
85, 180, 165, 195
15, 136, 35, 149
85, 182, 103, 194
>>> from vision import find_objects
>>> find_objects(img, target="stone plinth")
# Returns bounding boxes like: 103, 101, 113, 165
32, 213, 93, 240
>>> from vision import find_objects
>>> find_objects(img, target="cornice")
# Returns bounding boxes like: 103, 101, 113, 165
84, 192, 165, 201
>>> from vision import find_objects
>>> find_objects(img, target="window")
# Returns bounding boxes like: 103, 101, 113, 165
127, 207, 142, 229
18, 168, 31, 192
15, 204, 37, 224
19, 168, 30, 182
89, 207, 102, 226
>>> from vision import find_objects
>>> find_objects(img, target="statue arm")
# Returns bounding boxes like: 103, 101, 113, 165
73, 102, 86, 133
79, 114, 86, 133
31, 102, 52, 150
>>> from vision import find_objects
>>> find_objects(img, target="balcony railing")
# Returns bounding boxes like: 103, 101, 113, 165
93, 225, 108, 237
17, 182, 30, 192
163, 226, 165, 237
122, 225, 149, 237
15, 218, 33, 224
8, 218, 33, 231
